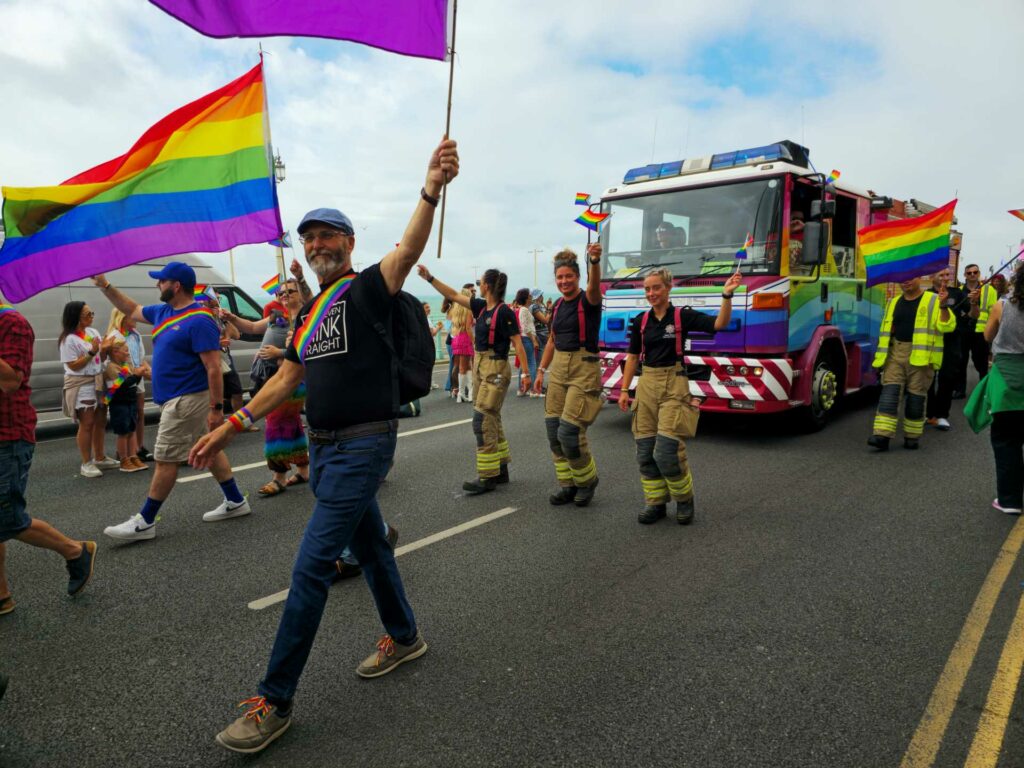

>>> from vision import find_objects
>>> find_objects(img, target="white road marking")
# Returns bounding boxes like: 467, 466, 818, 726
177, 417, 474, 484
247, 506, 519, 610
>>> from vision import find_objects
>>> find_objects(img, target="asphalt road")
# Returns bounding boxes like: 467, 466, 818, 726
3, 369, 1023, 768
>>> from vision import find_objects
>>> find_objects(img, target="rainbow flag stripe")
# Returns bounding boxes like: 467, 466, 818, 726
860, 199, 957, 288
0, 303, 15, 315
575, 193, 591, 206
1009, 209, 1024, 223
193, 284, 217, 301
103, 365, 133, 405
736, 232, 754, 259
261, 274, 281, 294
825, 169, 841, 186
292, 275, 355, 363
151, 306, 217, 339
575, 209, 610, 232
0, 63, 282, 304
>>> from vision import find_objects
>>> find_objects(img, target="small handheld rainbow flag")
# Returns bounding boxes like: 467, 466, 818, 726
735, 233, 754, 259
575, 209, 610, 233
825, 169, 841, 186
261, 274, 281, 295
193, 284, 217, 301
575, 193, 591, 206
1009, 209, 1024, 223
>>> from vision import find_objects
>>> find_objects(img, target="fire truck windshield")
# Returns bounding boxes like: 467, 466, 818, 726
598, 177, 783, 280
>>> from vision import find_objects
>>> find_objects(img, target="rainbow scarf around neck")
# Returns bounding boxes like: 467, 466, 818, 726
151, 305, 216, 339
103, 365, 133, 405
291, 274, 356, 363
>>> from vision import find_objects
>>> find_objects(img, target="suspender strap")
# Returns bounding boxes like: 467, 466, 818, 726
487, 303, 505, 346
640, 310, 650, 361
552, 295, 588, 346
639, 305, 684, 362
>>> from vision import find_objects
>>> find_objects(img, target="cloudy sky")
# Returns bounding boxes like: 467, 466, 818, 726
1, 0, 1022, 302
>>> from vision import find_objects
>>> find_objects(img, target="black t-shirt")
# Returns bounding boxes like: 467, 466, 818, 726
892, 294, 922, 343
470, 298, 519, 357
627, 304, 716, 366
552, 293, 602, 353
284, 264, 397, 430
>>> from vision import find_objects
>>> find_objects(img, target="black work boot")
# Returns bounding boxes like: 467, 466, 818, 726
574, 478, 599, 507
549, 486, 577, 506
638, 504, 666, 524
867, 435, 890, 452
463, 477, 497, 495
903, 437, 920, 450
676, 498, 695, 525
496, 464, 510, 485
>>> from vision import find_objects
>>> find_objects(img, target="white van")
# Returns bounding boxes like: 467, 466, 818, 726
3, 255, 268, 412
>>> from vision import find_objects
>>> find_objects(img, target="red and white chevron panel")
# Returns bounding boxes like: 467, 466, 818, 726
600, 352, 793, 402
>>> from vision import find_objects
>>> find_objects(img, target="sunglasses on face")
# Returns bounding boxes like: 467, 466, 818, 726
279, 288, 299, 295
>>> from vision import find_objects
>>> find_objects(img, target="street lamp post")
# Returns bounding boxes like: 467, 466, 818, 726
528, 248, 544, 287
273, 152, 287, 278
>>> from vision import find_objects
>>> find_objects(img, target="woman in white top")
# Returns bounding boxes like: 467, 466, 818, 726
512, 288, 540, 396
107, 308, 153, 461
59, 301, 118, 478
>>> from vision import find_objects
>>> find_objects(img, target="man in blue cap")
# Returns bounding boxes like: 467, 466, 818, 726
190, 137, 460, 754
91, 261, 250, 541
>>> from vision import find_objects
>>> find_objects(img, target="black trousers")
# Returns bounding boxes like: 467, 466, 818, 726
991, 411, 1024, 509
957, 331, 990, 392
927, 367, 957, 419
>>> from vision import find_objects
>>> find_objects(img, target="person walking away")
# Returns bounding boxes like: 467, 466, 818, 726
926, 268, 968, 430
106, 309, 153, 461
534, 245, 604, 507
965, 264, 1024, 514
956, 263, 998, 396
0, 301, 96, 616
511, 288, 539, 396
449, 288, 475, 402
223, 279, 310, 496
91, 262, 251, 541
189, 137, 460, 754
617, 267, 741, 524
59, 301, 119, 478
418, 265, 532, 494
103, 341, 148, 472
868, 276, 955, 451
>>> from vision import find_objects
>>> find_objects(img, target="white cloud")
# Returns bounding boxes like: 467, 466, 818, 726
1, 0, 1022, 303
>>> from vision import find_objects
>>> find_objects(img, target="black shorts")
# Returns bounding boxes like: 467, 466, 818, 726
223, 370, 243, 398
108, 401, 138, 436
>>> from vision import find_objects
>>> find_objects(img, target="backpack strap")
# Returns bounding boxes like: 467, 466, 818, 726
351, 286, 401, 413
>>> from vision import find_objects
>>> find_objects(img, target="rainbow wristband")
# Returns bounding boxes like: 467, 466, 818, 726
228, 406, 255, 433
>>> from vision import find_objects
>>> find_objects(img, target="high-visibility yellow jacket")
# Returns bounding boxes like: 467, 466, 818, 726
873, 291, 957, 370
974, 283, 998, 332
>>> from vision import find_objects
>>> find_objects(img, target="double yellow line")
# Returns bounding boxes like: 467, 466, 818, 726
902, 515, 1024, 767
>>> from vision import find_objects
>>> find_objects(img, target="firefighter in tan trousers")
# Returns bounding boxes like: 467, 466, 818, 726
868, 276, 955, 451
534, 244, 604, 507
418, 265, 532, 494
617, 267, 741, 524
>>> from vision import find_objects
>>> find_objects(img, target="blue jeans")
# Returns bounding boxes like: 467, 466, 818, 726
444, 344, 455, 392
520, 338, 537, 384
258, 426, 417, 705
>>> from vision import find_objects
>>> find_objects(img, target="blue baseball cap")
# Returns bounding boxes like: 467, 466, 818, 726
530, 288, 543, 300
147, 261, 196, 289
297, 208, 355, 236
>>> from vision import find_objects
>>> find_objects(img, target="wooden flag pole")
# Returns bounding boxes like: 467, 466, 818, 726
436, 0, 458, 259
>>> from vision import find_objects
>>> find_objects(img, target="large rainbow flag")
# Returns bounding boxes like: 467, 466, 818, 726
0, 62, 281, 303
860, 199, 957, 288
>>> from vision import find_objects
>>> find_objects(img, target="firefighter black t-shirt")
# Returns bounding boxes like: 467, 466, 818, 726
284, 264, 397, 430
552, 293, 602, 354
892, 295, 922, 343
469, 298, 519, 357
627, 303, 717, 366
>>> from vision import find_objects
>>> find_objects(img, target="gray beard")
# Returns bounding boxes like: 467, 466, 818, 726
309, 252, 347, 280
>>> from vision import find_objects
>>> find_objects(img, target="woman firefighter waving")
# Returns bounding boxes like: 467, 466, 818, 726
534, 244, 605, 507
617, 267, 742, 525
418, 264, 533, 494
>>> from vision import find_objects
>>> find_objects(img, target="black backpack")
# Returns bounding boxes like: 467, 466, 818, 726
356, 289, 434, 407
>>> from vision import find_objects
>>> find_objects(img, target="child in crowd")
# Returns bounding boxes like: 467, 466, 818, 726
103, 342, 148, 473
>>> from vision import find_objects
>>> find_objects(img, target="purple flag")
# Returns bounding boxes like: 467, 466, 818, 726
150, 0, 451, 61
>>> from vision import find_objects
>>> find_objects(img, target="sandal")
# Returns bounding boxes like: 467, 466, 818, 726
0, 595, 14, 616
284, 474, 308, 487
257, 479, 286, 497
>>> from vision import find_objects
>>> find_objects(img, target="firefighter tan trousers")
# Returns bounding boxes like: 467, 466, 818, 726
472, 355, 511, 478
873, 341, 935, 440
632, 364, 699, 504
544, 351, 602, 488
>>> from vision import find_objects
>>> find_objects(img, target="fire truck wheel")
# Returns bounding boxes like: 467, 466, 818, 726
799, 357, 840, 432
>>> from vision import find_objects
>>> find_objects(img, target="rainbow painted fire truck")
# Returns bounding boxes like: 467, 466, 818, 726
594, 140, 953, 429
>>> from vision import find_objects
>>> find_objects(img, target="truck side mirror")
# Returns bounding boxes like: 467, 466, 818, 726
801, 221, 830, 266
810, 199, 836, 220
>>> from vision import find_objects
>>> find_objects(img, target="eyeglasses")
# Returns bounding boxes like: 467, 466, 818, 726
299, 230, 347, 244
279, 289, 299, 295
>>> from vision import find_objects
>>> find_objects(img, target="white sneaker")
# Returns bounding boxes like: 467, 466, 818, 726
993, 499, 1023, 515
936, 418, 951, 431
93, 457, 121, 470
80, 463, 103, 478
104, 513, 156, 541
203, 498, 252, 522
